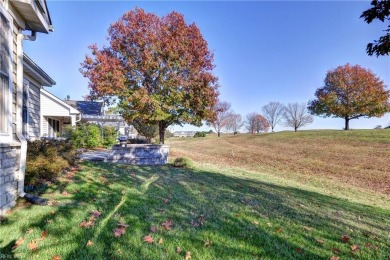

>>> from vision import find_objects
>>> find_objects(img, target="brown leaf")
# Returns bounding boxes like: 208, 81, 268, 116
62, 191, 69, 196
294, 248, 303, 254
117, 222, 129, 228
150, 226, 158, 233
12, 237, 25, 249
52, 256, 61, 260
41, 230, 48, 239
80, 220, 95, 228
26, 228, 34, 235
158, 238, 163, 244
163, 198, 170, 204
86, 240, 94, 247
204, 239, 212, 247
341, 235, 350, 243
332, 248, 341, 254
176, 247, 182, 253
114, 227, 126, 237
91, 210, 102, 218
315, 238, 325, 244
143, 235, 154, 244
364, 243, 371, 248
303, 226, 312, 231
28, 240, 38, 251
50, 211, 56, 215
161, 219, 174, 230
185, 251, 191, 260
351, 244, 360, 252
276, 228, 283, 233
47, 200, 58, 206
330, 256, 339, 260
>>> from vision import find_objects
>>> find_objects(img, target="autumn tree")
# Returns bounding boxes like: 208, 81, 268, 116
225, 112, 243, 134
207, 101, 231, 137
80, 8, 219, 144
308, 64, 389, 130
262, 102, 285, 132
284, 103, 313, 132
246, 113, 269, 134
360, 0, 390, 57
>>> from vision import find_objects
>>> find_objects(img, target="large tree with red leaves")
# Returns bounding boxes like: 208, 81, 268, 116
308, 64, 389, 130
80, 8, 219, 144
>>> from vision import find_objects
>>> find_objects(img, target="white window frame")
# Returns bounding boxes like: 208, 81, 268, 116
0, 5, 13, 143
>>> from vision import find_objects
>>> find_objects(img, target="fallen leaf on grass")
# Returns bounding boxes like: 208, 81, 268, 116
52, 256, 61, 260
80, 220, 95, 228
26, 228, 34, 235
276, 228, 283, 233
315, 238, 325, 244
161, 219, 174, 230
351, 244, 360, 252
158, 238, 163, 244
204, 239, 212, 247
303, 226, 312, 231
330, 256, 339, 260
185, 251, 191, 260
332, 248, 341, 254
86, 240, 94, 247
91, 210, 102, 218
253, 220, 259, 225
341, 235, 350, 243
163, 198, 170, 204
176, 247, 182, 253
50, 211, 56, 215
47, 200, 58, 206
61, 191, 69, 196
41, 231, 48, 239
150, 226, 158, 233
294, 248, 303, 254
114, 227, 126, 237
12, 237, 25, 249
28, 240, 38, 251
143, 235, 154, 244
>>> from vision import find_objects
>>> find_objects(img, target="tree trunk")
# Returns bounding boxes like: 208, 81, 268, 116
158, 121, 166, 144
217, 131, 221, 137
294, 126, 297, 132
345, 117, 350, 130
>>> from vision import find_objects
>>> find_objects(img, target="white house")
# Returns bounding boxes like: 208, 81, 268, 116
0, 0, 54, 215
40, 89, 81, 138
173, 131, 197, 137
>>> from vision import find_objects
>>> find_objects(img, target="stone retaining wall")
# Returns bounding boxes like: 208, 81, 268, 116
106, 144, 169, 165
0, 143, 21, 216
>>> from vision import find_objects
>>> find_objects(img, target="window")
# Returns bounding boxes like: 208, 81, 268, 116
0, 10, 11, 135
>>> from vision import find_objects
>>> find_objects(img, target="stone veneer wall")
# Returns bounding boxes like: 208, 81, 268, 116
0, 143, 20, 216
106, 144, 169, 165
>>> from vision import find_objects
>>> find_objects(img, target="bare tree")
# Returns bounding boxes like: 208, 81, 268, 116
246, 112, 269, 134
207, 101, 231, 137
225, 112, 243, 134
262, 102, 285, 132
284, 103, 314, 132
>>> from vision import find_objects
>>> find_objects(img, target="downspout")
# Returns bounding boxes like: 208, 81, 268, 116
15, 31, 35, 198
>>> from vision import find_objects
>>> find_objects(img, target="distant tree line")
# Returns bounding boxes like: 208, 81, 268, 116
207, 101, 314, 136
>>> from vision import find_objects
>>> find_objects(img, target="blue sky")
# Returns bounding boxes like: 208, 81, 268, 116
25, 1, 390, 132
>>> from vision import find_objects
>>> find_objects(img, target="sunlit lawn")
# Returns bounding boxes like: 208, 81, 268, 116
1, 161, 389, 259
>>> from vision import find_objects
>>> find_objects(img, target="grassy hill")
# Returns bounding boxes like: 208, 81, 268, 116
168, 129, 390, 207
0, 129, 389, 259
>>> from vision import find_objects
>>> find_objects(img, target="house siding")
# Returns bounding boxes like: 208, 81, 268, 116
27, 82, 40, 140
0, 8, 20, 216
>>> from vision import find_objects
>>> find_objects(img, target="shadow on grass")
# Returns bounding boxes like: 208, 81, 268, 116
1, 161, 389, 259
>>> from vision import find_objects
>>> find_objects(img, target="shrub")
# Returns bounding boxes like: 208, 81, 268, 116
64, 123, 116, 148
194, 131, 206, 138
25, 139, 79, 186
172, 157, 193, 168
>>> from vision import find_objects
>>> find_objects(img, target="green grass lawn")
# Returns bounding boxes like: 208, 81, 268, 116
1, 161, 389, 259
